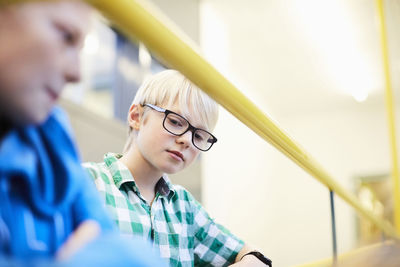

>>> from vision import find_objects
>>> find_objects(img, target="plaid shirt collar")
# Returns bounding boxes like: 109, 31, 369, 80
103, 153, 176, 201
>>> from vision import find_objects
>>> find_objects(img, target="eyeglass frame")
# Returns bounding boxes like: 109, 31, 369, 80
143, 103, 217, 151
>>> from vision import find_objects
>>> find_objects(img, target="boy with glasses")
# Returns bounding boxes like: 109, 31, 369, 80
0, 1, 164, 265
84, 70, 271, 266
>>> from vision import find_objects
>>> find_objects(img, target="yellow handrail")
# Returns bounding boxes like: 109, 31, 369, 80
375, 0, 400, 233
84, 0, 398, 238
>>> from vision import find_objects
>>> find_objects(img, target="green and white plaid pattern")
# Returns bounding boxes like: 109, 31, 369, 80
83, 153, 244, 267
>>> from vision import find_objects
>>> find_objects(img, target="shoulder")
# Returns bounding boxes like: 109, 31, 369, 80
82, 161, 116, 194
171, 184, 195, 201
36, 107, 79, 158
45, 106, 74, 138
82, 161, 108, 181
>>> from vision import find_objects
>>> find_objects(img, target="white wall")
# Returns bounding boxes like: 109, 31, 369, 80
62, 0, 400, 265
151, 0, 200, 44
199, 1, 400, 265
202, 99, 400, 266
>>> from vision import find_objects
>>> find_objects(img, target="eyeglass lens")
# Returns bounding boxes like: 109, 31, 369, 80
164, 113, 213, 150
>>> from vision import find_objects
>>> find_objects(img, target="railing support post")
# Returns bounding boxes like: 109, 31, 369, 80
330, 190, 337, 265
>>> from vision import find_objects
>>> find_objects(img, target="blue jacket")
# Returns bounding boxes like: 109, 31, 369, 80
0, 108, 166, 266
0, 107, 115, 259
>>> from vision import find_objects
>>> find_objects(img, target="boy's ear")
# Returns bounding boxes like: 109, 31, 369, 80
127, 104, 143, 130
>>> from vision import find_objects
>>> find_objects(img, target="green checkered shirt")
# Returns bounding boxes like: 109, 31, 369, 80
83, 153, 244, 267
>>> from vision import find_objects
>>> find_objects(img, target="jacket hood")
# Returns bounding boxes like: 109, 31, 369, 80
0, 108, 80, 217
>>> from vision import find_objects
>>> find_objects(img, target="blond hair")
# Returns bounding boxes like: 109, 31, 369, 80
123, 70, 219, 152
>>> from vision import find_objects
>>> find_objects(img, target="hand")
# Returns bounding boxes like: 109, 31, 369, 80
233, 244, 270, 267
56, 220, 100, 261
230, 254, 268, 266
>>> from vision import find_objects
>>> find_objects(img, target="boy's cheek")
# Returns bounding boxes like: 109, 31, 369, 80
186, 151, 201, 166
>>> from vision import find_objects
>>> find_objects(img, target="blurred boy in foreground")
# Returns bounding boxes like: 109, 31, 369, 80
0, 1, 165, 266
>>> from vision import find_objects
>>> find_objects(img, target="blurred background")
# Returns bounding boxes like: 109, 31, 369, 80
60, 0, 400, 266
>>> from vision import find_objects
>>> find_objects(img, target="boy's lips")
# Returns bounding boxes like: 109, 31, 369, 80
167, 150, 184, 161
45, 85, 60, 102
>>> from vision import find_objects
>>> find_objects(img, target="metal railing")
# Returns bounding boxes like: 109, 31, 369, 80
86, 0, 400, 264
85, 0, 399, 240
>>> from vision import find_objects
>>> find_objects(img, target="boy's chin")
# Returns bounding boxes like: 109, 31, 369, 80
161, 166, 183, 175
162, 169, 180, 175
14, 108, 52, 126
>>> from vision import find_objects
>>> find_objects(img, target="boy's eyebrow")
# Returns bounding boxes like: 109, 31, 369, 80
181, 113, 208, 131
54, 21, 81, 40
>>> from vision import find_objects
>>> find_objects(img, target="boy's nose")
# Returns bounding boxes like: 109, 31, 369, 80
63, 50, 81, 83
176, 131, 192, 147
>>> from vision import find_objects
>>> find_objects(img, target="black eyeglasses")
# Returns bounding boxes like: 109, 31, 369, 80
144, 104, 217, 151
